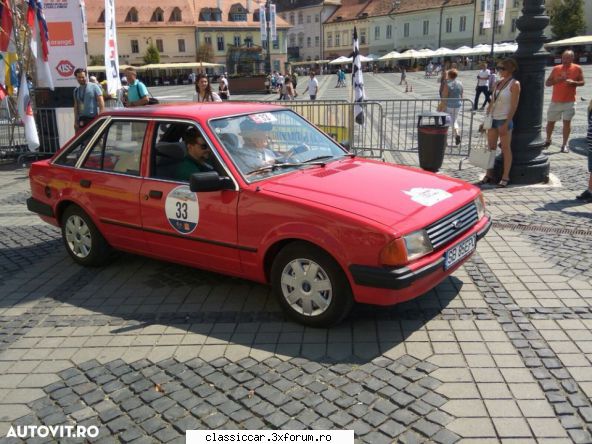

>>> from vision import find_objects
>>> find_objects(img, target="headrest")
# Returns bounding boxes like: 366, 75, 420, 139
240, 118, 272, 133
219, 133, 239, 150
155, 142, 185, 161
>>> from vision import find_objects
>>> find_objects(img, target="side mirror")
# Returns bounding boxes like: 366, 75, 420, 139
189, 171, 234, 192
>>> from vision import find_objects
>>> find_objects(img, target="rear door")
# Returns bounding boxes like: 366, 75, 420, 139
139, 120, 242, 274
70, 118, 149, 255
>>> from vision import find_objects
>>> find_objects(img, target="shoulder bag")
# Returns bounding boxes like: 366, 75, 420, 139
468, 134, 496, 169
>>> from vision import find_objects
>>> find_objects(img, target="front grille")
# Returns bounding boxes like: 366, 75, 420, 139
426, 202, 478, 249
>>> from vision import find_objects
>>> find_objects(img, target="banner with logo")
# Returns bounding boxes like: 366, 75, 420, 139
259, 6, 266, 41
43, 0, 86, 87
104, 0, 121, 96
483, 0, 492, 29
269, 4, 276, 41
496, 0, 506, 25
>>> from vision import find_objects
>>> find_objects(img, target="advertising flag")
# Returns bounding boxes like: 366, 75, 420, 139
0, 0, 13, 52
483, 0, 492, 29
104, 0, 121, 96
352, 27, 365, 125
259, 6, 266, 41
269, 4, 276, 41
26, 0, 55, 90
497, 0, 506, 25
17, 72, 40, 151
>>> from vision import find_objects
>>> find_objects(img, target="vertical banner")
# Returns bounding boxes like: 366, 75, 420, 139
44, 0, 87, 87
259, 6, 266, 42
483, 0, 492, 29
497, 0, 506, 25
352, 27, 365, 125
79, 0, 88, 43
104, 0, 121, 96
269, 4, 276, 42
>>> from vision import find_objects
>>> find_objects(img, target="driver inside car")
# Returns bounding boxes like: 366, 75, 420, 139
174, 127, 214, 181
229, 119, 278, 174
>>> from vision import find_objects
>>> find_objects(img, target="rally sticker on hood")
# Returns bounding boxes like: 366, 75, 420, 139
165, 186, 199, 234
402, 188, 452, 207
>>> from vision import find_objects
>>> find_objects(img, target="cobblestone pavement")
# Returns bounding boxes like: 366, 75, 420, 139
1, 72, 592, 443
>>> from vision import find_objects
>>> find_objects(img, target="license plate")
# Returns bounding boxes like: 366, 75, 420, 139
444, 235, 476, 270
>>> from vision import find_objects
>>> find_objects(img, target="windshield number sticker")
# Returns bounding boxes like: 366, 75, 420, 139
165, 186, 199, 234
402, 188, 452, 207
249, 113, 277, 124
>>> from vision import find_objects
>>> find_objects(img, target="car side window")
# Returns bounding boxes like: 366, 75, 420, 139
151, 121, 224, 182
82, 120, 147, 175
53, 125, 100, 167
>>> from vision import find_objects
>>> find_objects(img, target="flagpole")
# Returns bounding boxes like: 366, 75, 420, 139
489, 0, 498, 60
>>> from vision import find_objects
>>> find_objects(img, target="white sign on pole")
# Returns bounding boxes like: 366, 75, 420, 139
43, 0, 87, 87
104, 0, 121, 96
483, 0, 492, 28
497, 0, 506, 25
270, 4, 277, 41
260, 6, 267, 41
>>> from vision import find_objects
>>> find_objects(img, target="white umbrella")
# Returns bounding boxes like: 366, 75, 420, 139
359, 55, 374, 63
379, 51, 402, 61
366, 54, 380, 61
470, 44, 492, 55
493, 42, 517, 53
448, 45, 474, 56
329, 56, 351, 65
432, 47, 453, 57
397, 49, 425, 60
416, 48, 435, 58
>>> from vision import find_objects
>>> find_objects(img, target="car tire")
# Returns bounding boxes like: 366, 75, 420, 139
61, 205, 111, 267
271, 242, 353, 327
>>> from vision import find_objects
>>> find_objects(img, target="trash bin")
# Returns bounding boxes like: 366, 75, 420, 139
417, 111, 449, 172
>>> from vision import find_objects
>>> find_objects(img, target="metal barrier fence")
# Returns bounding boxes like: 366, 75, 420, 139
0, 106, 28, 162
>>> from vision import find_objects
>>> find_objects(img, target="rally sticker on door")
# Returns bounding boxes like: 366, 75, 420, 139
402, 188, 452, 207
165, 186, 199, 234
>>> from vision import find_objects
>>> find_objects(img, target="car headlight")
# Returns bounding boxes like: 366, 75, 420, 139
474, 194, 486, 220
380, 230, 433, 266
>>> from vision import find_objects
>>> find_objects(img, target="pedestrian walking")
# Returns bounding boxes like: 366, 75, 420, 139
479, 58, 521, 188
335, 69, 342, 87
440, 68, 463, 146
218, 74, 230, 100
193, 73, 222, 102
282, 76, 295, 100
578, 99, 592, 202
123, 67, 150, 107
439, 68, 448, 98
482, 66, 497, 109
73, 68, 105, 131
302, 71, 319, 100
399, 66, 407, 85
545, 50, 585, 152
474, 62, 491, 110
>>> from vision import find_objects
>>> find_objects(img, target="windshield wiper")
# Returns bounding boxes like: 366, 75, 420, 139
303, 155, 335, 164
247, 160, 328, 176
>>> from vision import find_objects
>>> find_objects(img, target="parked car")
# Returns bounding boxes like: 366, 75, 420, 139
27, 103, 491, 327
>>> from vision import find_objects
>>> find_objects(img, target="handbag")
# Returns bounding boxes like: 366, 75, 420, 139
147, 96, 159, 105
468, 136, 496, 169
482, 113, 493, 130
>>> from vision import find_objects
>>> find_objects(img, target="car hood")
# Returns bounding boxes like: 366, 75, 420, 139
260, 159, 479, 235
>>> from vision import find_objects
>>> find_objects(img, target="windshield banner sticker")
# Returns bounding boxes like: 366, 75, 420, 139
249, 113, 277, 124
402, 188, 452, 207
165, 186, 199, 234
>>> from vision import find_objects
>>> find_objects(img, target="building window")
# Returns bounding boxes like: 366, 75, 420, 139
307, 15, 311, 23
273, 38, 279, 49
125, 8, 138, 22
131, 39, 139, 53
386, 24, 392, 39
289, 13, 294, 25
178, 39, 185, 52
290, 35, 296, 46
374, 26, 380, 40
151, 8, 164, 22
298, 33, 304, 48
459, 16, 467, 32
155, 39, 163, 52
170, 7, 182, 22
360, 29, 366, 44
204, 35, 212, 46
315, 14, 319, 22
98, 10, 104, 22
496, 24, 502, 33
479, 21, 485, 35
481, 0, 485, 11
315, 36, 320, 46
423, 20, 429, 35
298, 12, 303, 24
404, 22, 409, 37
335, 33, 340, 46
245, 36, 253, 47
217, 35, 224, 51
231, 13, 246, 21
511, 18, 517, 32
234, 35, 241, 46
327, 33, 332, 47
513, 0, 520, 7
307, 36, 311, 47
446, 17, 452, 33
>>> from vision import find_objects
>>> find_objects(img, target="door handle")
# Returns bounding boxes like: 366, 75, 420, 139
148, 190, 163, 199
80, 179, 91, 188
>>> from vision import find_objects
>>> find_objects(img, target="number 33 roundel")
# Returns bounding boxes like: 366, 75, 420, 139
165, 186, 200, 234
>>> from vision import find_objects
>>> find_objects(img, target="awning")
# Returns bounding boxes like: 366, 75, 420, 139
87, 64, 136, 72
141, 62, 225, 69
546, 35, 592, 47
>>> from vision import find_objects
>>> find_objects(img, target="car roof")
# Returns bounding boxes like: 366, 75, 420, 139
104, 102, 285, 121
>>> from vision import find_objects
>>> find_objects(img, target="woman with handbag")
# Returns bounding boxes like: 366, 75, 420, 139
193, 74, 222, 102
479, 58, 521, 188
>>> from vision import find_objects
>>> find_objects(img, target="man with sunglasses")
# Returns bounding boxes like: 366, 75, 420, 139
545, 50, 585, 153
175, 127, 214, 181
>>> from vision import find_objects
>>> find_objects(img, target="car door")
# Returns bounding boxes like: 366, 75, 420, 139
70, 118, 149, 255
139, 120, 241, 274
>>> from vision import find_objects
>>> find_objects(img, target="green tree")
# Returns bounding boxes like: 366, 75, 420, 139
196, 44, 214, 63
547, 0, 585, 40
89, 54, 105, 65
143, 43, 160, 64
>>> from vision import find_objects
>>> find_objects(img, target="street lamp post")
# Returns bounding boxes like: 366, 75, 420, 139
264, 0, 273, 74
494, 0, 550, 184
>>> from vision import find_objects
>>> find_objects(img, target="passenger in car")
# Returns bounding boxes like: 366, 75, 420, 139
229, 119, 277, 174
174, 127, 214, 180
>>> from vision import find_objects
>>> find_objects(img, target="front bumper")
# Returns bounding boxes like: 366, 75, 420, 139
349, 217, 492, 290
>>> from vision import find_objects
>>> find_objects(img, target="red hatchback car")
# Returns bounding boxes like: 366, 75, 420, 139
28, 103, 491, 327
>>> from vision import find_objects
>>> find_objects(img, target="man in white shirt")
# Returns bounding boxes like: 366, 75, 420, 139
303, 71, 319, 101
474, 62, 491, 110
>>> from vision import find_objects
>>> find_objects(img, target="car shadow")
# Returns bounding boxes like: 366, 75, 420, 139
1, 244, 463, 364
536, 199, 592, 220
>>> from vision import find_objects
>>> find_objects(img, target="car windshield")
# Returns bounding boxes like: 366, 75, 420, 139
210, 110, 348, 181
